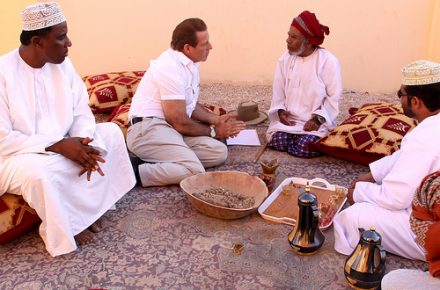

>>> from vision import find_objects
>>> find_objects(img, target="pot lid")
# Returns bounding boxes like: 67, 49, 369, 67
361, 226, 382, 243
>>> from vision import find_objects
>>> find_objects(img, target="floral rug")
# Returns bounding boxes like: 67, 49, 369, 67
0, 84, 426, 289
0, 142, 427, 290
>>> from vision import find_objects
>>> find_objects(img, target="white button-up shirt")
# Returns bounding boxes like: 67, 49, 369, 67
129, 49, 200, 119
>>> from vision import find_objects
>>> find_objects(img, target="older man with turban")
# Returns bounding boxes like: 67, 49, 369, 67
334, 60, 440, 261
266, 10, 342, 158
0, 2, 135, 256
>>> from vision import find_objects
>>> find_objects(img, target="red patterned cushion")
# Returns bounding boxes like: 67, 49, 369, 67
83, 71, 145, 114
0, 193, 41, 245
314, 103, 418, 165
107, 103, 131, 138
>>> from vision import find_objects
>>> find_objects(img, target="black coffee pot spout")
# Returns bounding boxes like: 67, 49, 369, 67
288, 182, 325, 255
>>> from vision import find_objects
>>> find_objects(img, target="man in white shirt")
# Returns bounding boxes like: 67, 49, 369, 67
266, 10, 342, 158
127, 18, 245, 187
0, 2, 135, 256
333, 60, 440, 261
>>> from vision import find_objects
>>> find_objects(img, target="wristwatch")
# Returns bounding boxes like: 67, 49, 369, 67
209, 125, 216, 138
313, 114, 326, 125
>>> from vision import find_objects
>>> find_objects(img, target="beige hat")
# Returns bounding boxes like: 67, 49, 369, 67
229, 101, 268, 125
21, 2, 66, 31
402, 60, 440, 86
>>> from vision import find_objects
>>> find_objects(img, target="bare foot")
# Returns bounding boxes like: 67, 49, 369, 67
88, 219, 104, 233
74, 229, 96, 245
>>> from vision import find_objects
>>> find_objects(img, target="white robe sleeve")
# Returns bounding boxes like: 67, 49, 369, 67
353, 129, 436, 211
62, 59, 107, 155
369, 152, 400, 184
268, 56, 287, 121
64, 59, 96, 139
312, 55, 342, 128
0, 74, 63, 156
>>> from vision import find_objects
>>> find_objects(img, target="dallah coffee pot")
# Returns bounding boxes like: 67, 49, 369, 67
287, 183, 325, 255
344, 227, 386, 289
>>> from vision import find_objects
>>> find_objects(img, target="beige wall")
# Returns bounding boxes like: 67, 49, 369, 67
428, 0, 440, 63
0, 1, 35, 52
1, 0, 438, 93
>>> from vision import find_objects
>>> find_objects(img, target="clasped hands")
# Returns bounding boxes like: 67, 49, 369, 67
213, 114, 246, 139
46, 137, 105, 181
278, 109, 321, 131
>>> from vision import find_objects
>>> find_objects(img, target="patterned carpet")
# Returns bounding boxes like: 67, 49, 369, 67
0, 134, 427, 290
0, 84, 427, 289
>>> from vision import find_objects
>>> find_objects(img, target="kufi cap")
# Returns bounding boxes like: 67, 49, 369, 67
402, 60, 440, 86
21, 2, 66, 31
291, 10, 329, 46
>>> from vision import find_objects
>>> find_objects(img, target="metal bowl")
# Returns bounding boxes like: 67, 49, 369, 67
180, 171, 268, 219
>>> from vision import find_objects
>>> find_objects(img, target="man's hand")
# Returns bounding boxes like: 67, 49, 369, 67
347, 172, 375, 205
303, 117, 321, 132
46, 137, 105, 181
77, 137, 106, 181
213, 114, 246, 139
278, 109, 295, 126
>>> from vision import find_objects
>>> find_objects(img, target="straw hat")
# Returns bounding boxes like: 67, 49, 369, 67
402, 60, 440, 86
229, 101, 268, 125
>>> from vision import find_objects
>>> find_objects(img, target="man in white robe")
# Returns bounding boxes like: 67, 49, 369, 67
0, 2, 135, 257
333, 60, 440, 261
266, 10, 342, 158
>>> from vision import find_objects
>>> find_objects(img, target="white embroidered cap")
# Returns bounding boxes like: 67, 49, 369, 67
21, 2, 66, 31
402, 60, 440, 86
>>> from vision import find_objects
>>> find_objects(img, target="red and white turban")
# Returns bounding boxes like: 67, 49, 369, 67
291, 10, 329, 46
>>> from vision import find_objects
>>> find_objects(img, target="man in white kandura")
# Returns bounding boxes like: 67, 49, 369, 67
266, 10, 342, 158
333, 60, 440, 261
0, 2, 135, 257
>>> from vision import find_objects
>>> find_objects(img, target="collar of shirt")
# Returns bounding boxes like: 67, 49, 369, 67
167, 48, 198, 75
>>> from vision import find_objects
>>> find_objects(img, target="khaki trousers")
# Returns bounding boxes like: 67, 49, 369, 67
126, 117, 227, 187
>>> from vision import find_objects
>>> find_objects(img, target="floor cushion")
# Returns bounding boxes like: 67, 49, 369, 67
313, 103, 418, 165
83, 71, 145, 114
107, 103, 131, 138
0, 193, 41, 245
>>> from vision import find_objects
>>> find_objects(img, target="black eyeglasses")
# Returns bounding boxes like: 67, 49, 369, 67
397, 90, 407, 98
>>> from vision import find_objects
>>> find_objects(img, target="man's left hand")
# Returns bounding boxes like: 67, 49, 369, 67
214, 114, 246, 138
78, 137, 105, 181
347, 172, 375, 205
303, 118, 321, 131
347, 181, 356, 205
78, 152, 105, 181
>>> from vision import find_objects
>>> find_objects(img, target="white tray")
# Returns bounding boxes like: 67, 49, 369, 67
258, 177, 347, 229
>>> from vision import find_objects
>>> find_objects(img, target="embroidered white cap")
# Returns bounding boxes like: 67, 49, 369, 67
402, 60, 440, 86
21, 2, 66, 31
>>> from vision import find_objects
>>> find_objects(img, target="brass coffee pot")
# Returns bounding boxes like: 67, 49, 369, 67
344, 227, 386, 289
287, 183, 325, 255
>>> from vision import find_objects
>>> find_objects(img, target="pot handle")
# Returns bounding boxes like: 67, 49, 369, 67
378, 245, 386, 264
309, 177, 332, 189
